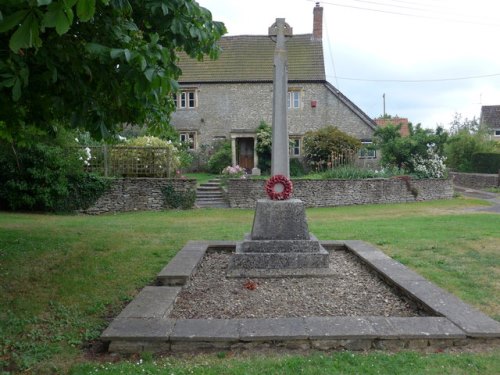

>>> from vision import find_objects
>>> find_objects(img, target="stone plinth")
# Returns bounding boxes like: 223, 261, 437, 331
227, 199, 329, 277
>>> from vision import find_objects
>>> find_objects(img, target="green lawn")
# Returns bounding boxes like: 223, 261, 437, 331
1, 198, 499, 374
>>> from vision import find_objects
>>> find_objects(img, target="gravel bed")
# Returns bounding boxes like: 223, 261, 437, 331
169, 250, 427, 319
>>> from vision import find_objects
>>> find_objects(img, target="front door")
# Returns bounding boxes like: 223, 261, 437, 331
237, 138, 254, 171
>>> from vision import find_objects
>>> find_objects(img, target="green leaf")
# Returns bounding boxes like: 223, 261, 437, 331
0, 9, 29, 33
85, 42, 109, 56
42, 2, 74, 35
110, 48, 123, 59
76, 0, 95, 22
12, 77, 21, 101
144, 68, 155, 82
37, 0, 53, 5
161, 3, 169, 15
9, 13, 42, 52
123, 48, 131, 62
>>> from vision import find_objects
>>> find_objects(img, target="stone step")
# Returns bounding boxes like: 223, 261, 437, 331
195, 179, 228, 208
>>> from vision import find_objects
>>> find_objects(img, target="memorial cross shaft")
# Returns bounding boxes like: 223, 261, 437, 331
269, 18, 292, 178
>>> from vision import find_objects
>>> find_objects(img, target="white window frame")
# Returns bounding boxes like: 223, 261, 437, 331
494, 129, 500, 137
179, 132, 197, 149
287, 90, 301, 109
175, 89, 197, 109
359, 142, 376, 159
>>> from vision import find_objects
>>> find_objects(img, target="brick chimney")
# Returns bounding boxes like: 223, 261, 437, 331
313, 2, 323, 40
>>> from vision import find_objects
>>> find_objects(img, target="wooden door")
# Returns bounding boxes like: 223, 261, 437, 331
237, 138, 254, 171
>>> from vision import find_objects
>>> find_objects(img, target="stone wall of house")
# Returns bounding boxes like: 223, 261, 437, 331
83, 178, 197, 214
227, 178, 454, 208
170, 82, 375, 146
450, 172, 499, 189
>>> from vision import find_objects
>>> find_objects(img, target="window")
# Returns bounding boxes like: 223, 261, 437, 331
289, 138, 301, 157
179, 132, 197, 149
174, 89, 197, 109
359, 142, 376, 159
494, 129, 500, 137
287, 90, 301, 109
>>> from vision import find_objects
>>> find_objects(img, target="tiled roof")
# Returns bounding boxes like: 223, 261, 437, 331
374, 117, 410, 136
480, 105, 500, 128
177, 34, 325, 83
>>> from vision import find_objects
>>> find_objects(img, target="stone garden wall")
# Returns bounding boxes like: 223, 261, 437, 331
227, 178, 454, 209
84, 178, 196, 215
450, 172, 499, 190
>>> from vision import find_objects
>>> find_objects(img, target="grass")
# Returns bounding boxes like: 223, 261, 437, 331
184, 172, 219, 186
1, 198, 499, 373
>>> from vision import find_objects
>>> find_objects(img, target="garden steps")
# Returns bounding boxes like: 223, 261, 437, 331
195, 179, 229, 208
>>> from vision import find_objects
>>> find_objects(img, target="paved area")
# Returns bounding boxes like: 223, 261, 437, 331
102, 240, 500, 353
454, 185, 500, 213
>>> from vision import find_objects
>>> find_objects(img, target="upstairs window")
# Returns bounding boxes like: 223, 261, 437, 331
287, 90, 301, 109
174, 90, 197, 109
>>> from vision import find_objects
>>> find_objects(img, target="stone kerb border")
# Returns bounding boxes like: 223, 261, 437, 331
101, 240, 500, 353
227, 178, 454, 209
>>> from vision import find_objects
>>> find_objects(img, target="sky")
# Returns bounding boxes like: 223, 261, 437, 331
197, 0, 500, 129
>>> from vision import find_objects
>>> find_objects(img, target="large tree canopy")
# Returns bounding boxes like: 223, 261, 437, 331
0, 0, 226, 143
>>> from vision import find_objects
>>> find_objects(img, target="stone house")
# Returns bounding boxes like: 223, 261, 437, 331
480, 105, 500, 142
170, 4, 378, 170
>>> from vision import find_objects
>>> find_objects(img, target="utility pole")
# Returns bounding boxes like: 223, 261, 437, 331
383, 93, 386, 117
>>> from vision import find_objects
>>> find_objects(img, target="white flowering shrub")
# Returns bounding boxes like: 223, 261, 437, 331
410, 145, 447, 178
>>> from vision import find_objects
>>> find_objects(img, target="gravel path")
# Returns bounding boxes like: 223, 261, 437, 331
170, 250, 426, 319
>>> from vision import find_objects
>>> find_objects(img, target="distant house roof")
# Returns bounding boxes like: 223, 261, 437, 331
480, 105, 500, 128
177, 34, 325, 83
375, 117, 410, 137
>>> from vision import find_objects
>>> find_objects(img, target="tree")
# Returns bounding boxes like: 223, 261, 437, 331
0, 0, 226, 143
444, 114, 497, 172
255, 121, 272, 173
373, 123, 448, 174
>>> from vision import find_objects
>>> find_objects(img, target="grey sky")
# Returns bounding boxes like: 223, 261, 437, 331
197, 0, 500, 129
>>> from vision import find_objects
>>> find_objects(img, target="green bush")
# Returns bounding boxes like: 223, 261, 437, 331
161, 184, 196, 209
290, 158, 306, 177
303, 126, 361, 171
0, 142, 109, 212
471, 153, 500, 174
256, 121, 272, 173
207, 140, 232, 174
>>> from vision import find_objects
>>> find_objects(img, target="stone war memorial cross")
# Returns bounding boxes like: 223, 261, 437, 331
227, 18, 331, 278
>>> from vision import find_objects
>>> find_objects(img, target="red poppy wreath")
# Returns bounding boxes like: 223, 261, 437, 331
265, 174, 293, 200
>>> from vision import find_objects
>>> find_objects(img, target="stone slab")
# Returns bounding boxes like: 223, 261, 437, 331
157, 241, 207, 285
398, 280, 500, 337
239, 239, 321, 253
116, 286, 180, 319
171, 319, 240, 342
240, 318, 308, 340
228, 248, 329, 270
250, 199, 310, 240
367, 316, 466, 339
101, 317, 174, 341
306, 317, 377, 339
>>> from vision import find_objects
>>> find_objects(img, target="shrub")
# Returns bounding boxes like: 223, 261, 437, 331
0, 141, 109, 212
471, 153, 500, 174
256, 121, 272, 173
111, 136, 180, 177
161, 184, 196, 209
207, 141, 232, 174
290, 158, 306, 177
410, 146, 448, 179
444, 129, 496, 172
303, 126, 361, 171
